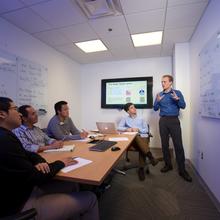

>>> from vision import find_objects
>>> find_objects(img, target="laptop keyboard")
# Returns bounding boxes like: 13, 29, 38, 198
89, 140, 117, 152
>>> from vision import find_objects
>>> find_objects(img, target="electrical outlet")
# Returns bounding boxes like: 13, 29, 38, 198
201, 152, 204, 160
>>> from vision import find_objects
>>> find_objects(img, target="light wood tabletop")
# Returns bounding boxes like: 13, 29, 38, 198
40, 133, 136, 185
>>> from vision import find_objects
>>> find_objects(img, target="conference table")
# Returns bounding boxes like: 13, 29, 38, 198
40, 133, 136, 186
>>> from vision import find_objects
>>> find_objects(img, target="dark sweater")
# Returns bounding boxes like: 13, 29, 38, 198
0, 127, 65, 217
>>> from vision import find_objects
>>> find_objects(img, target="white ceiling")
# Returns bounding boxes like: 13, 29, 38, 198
0, 0, 209, 64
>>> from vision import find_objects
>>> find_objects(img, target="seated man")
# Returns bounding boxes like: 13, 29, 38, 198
47, 101, 88, 140
13, 105, 63, 153
118, 102, 158, 181
0, 97, 99, 220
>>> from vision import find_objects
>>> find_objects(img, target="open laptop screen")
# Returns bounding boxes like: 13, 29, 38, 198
96, 122, 118, 134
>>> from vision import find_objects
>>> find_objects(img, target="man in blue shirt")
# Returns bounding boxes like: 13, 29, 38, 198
154, 75, 192, 182
118, 103, 158, 181
14, 105, 63, 153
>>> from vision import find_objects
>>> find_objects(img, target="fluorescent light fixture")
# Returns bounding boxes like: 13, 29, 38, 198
75, 39, 107, 53
131, 31, 163, 47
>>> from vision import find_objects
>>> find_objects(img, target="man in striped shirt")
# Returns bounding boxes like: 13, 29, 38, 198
13, 105, 63, 153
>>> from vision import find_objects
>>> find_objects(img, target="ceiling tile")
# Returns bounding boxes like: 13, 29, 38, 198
20, 0, 50, 6
168, 0, 209, 7
89, 15, 129, 38
125, 9, 165, 34
33, 29, 70, 46
0, 0, 25, 15
2, 7, 51, 34
163, 26, 195, 44
165, 1, 208, 29
161, 43, 174, 56
30, 0, 87, 28
120, 0, 167, 14
60, 23, 98, 43
101, 35, 133, 49
135, 45, 161, 58
110, 47, 136, 60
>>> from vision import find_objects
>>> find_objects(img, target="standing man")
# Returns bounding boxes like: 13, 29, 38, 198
47, 101, 88, 140
118, 103, 158, 181
153, 75, 192, 182
14, 105, 63, 153
0, 97, 99, 219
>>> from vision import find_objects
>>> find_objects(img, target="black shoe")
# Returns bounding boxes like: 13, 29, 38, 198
138, 168, 145, 181
179, 170, 192, 182
160, 165, 173, 173
146, 152, 159, 166
150, 158, 159, 166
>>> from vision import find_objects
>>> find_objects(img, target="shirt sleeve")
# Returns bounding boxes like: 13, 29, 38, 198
176, 90, 186, 109
43, 132, 55, 145
117, 117, 127, 131
14, 128, 40, 152
153, 95, 160, 111
0, 134, 65, 186
139, 119, 148, 134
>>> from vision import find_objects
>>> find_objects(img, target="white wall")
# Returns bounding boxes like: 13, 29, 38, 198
173, 43, 191, 158
0, 18, 82, 128
81, 57, 172, 149
189, 0, 220, 202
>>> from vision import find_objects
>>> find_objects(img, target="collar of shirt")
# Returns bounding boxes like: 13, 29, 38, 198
162, 88, 173, 95
128, 114, 137, 119
21, 124, 36, 131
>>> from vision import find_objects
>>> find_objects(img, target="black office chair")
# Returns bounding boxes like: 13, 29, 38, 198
123, 124, 153, 174
2, 208, 37, 220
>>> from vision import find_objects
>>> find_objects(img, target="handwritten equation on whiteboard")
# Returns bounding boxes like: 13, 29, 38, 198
0, 50, 48, 110
199, 32, 220, 119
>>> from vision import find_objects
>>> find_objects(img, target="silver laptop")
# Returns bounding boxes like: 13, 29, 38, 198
96, 122, 118, 134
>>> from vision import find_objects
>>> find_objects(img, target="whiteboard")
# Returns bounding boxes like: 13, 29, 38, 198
0, 49, 48, 110
199, 31, 220, 119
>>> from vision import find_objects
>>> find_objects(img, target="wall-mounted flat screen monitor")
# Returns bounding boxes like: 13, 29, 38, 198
101, 76, 153, 109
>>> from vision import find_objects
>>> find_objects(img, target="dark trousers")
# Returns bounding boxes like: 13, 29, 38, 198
159, 116, 185, 172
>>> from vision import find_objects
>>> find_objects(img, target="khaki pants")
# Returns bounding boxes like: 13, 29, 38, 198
131, 135, 150, 167
22, 180, 99, 220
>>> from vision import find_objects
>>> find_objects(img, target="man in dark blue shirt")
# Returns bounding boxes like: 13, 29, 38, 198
154, 75, 192, 182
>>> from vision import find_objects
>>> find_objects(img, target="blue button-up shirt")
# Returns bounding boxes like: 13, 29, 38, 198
117, 115, 149, 135
13, 125, 55, 152
153, 89, 186, 116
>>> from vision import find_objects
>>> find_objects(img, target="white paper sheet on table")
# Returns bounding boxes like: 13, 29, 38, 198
61, 157, 93, 173
44, 144, 75, 153
122, 132, 138, 135
108, 137, 128, 141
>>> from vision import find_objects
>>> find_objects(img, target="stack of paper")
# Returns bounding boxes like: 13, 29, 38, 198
44, 144, 75, 153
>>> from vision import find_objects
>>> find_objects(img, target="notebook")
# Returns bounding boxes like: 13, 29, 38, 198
96, 122, 118, 134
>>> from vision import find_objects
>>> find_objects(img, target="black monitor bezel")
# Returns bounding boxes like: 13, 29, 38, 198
101, 76, 153, 109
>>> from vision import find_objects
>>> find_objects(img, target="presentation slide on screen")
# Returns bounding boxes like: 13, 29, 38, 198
106, 81, 147, 104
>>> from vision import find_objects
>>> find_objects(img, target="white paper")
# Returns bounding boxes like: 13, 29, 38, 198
44, 144, 75, 153
122, 132, 138, 135
108, 137, 128, 141
61, 157, 92, 173
77, 138, 90, 142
